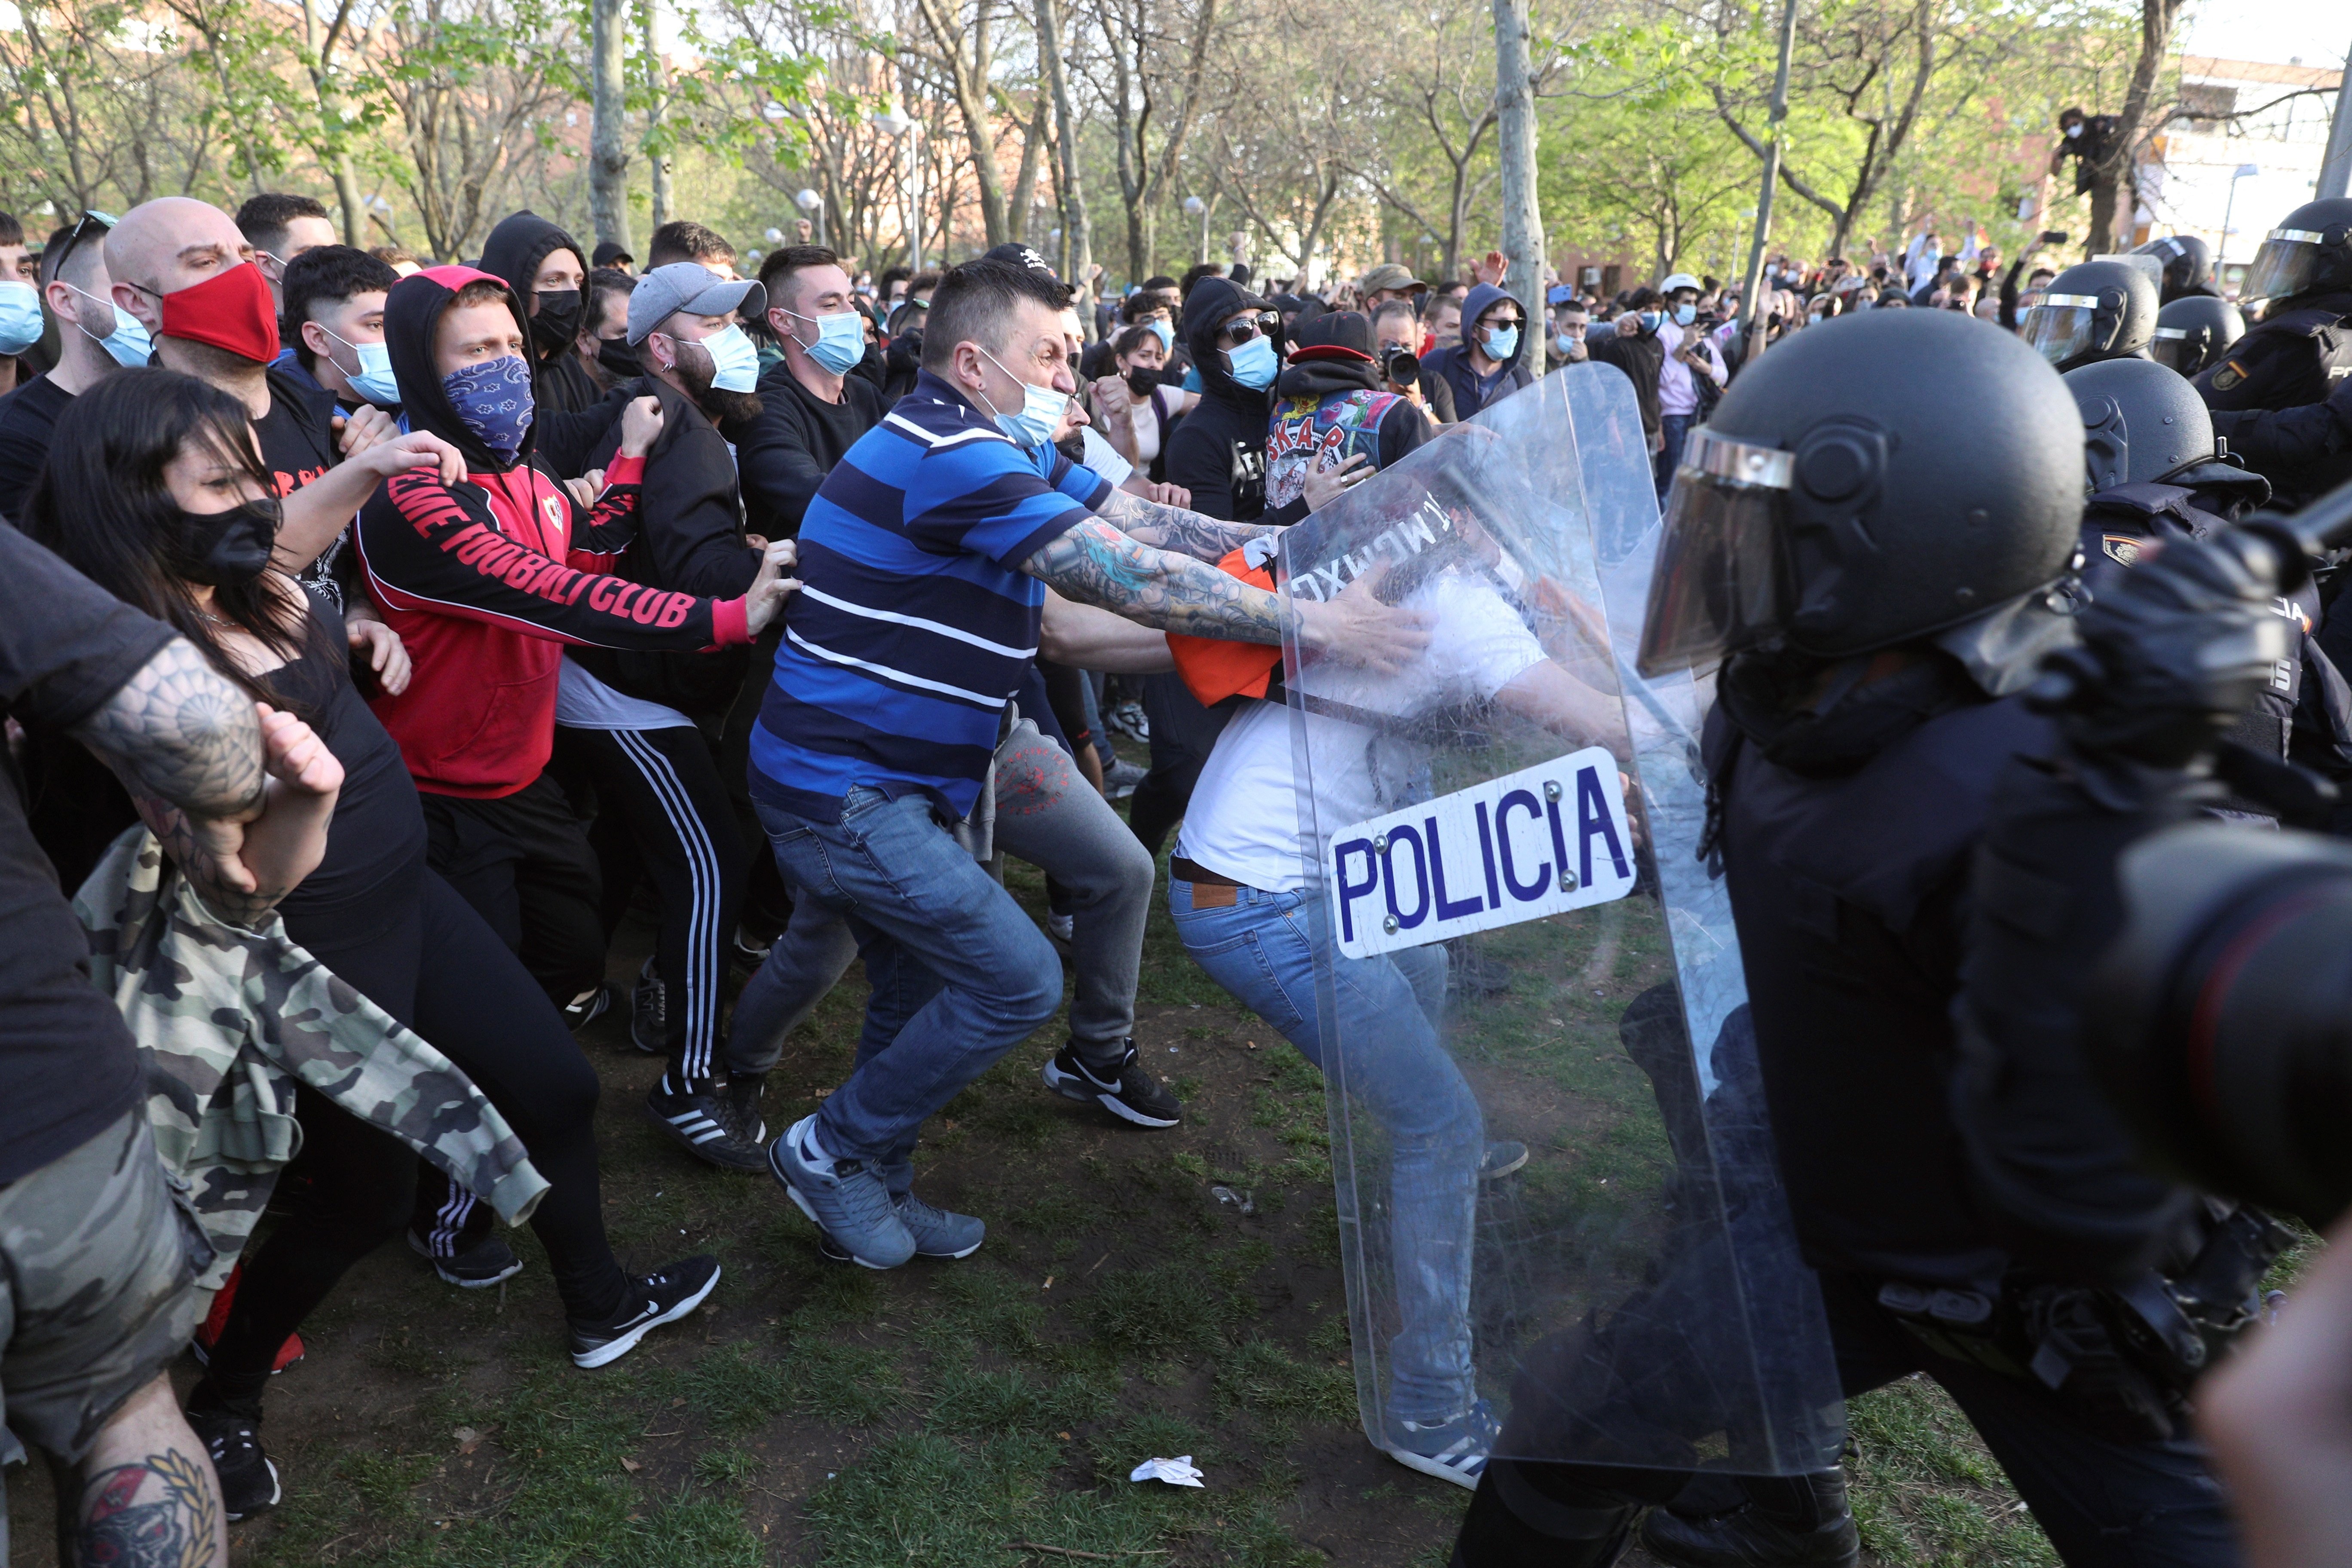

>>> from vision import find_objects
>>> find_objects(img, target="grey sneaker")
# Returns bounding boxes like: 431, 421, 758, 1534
1384, 1399, 1501, 1490
767, 1115, 914, 1269
820, 1190, 984, 1262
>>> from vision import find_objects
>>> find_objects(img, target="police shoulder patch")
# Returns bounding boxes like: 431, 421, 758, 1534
2102, 533, 2143, 567
2209, 360, 2245, 391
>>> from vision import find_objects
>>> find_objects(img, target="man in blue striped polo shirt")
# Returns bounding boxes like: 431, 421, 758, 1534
752, 256, 1421, 1268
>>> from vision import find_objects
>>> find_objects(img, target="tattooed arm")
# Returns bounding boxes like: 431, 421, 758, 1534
1090, 486, 1282, 563
1023, 519, 1431, 671
68, 638, 266, 819
125, 704, 343, 926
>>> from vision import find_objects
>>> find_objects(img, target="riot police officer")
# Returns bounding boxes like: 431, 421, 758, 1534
2024, 258, 2160, 372
2134, 233, 2219, 304
2196, 196, 2352, 414
2149, 295, 2243, 380
1454, 309, 2242, 1568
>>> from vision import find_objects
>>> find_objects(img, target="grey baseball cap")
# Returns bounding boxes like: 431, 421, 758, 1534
627, 262, 766, 345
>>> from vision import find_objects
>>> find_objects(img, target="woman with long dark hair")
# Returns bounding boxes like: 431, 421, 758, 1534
24, 370, 723, 1523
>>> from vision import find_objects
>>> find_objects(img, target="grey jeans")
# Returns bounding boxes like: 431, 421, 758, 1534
726, 714, 1156, 1079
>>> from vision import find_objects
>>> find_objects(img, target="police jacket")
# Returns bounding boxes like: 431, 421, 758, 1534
1705, 653, 2055, 1292
2193, 291, 2352, 413
2206, 366, 2352, 506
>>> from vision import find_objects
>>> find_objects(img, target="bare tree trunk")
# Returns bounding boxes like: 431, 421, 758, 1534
1492, 0, 1544, 321
913, 0, 1011, 245
590, 0, 631, 251
1011, 93, 1047, 245
643, 0, 673, 229
2089, 0, 2183, 253
1036, 0, 1092, 315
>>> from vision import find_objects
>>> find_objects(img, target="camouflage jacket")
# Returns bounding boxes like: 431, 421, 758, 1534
74, 829, 548, 1289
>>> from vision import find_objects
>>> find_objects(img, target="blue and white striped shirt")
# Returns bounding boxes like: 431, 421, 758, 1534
749, 370, 1110, 821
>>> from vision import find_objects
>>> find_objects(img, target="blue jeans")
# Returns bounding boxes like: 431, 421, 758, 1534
1656, 411, 1694, 503
756, 787, 1062, 1190
1169, 877, 1481, 1424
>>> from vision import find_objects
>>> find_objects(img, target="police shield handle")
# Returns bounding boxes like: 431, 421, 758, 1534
1323, 747, 1638, 959
1290, 560, 1430, 675
744, 539, 800, 636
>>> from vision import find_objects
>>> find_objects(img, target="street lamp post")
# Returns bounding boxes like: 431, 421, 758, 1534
796, 187, 826, 248
2218, 162, 2260, 273
1183, 195, 1208, 265
873, 107, 921, 271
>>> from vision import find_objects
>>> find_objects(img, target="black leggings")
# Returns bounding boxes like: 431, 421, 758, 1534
199, 869, 627, 1400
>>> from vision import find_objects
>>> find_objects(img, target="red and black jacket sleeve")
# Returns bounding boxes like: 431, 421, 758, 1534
561, 452, 646, 570
357, 466, 750, 650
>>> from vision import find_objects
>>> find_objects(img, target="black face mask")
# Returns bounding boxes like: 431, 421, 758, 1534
532, 288, 582, 356
173, 498, 280, 587
598, 335, 642, 380
1126, 365, 1162, 398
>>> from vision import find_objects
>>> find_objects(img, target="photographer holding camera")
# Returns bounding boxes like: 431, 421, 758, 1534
1369, 298, 1452, 423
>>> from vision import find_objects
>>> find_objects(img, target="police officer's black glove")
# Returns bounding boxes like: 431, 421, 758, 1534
2028, 529, 2292, 784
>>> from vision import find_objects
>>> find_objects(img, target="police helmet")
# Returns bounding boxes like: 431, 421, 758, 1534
2021, 259, 2159, 371
2147, 294, 2244, 379
2065, 356, 2214, 491
2132, 233, 2214, 303
1636, 309, 2084, 673
2239, 196, 2352, 306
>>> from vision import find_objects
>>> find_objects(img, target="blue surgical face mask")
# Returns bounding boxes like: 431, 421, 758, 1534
1147, 317, 1175, 350
1224, 333, 1277, 389
442, 354, 535, 464
323, 326, 400, 406
1554, 332, 1575, 355
791, 308, 866, 377
1483, 324, 1520, 361
68, 284, 152, 367
0, 282, 41, 356
695, 323, 760, 393
977, 346, 1070, 448
1639, 309, 1665, 333
1673, 303, 1697, 326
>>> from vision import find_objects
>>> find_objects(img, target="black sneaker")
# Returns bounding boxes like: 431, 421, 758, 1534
407, 1226, 524, 1288
724, 1075, 769, 1146
729, 925, 775, 975
1041, 1041, 1182, 1128
563, 983, 616, 1033
185, 1407, 282, 1522
569, 1256, 722, 1369
644, 1077, 766, 1172
1639, 1468, 1860, 1568
630, 956, 668, 1054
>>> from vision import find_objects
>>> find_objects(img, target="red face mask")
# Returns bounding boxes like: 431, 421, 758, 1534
158, 261, 280, 363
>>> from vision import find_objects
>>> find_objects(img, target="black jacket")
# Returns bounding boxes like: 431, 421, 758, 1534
738, 357, 884, 539
1589, 328, 1666, 437
576, 376, 763, 716
2192, 292, 2352, 413
1161, 276, 1276, 521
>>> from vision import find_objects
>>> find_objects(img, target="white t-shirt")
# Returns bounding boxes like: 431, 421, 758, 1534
1177, 571, 1547, 893
554, 654, 692, 732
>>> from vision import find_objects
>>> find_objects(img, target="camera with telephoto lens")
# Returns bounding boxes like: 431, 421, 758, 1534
1379, 344, 1421, 388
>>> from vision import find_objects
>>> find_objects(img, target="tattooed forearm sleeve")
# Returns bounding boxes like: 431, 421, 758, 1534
1093, 487, 1283, 563
1025, 518, 1286, 644
69, 638, 265, 820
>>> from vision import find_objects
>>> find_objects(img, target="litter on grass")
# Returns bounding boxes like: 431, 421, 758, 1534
1129, 1455, 1206, 1488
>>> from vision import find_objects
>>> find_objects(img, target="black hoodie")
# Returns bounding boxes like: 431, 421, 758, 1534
1162, 275, 1289, 521
478, 210, 624, 475
352, 265, 753, 797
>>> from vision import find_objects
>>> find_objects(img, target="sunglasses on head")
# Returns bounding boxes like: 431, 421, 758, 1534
46, 209, 115, 284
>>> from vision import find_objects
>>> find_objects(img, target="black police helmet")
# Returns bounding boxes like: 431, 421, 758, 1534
1648, 309, 2083, 666
2132, 233, 2214, 302
2148, 294, 2244, 379
2240, 196, 2352, 305
2025, 259, 2160, 371
2065, 356, 2214, 491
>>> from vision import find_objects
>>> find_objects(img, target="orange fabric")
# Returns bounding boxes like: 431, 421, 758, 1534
1167, 545, 1282, 706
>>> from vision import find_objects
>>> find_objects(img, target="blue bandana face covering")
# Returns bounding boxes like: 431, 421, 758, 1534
442, 354, 535, 462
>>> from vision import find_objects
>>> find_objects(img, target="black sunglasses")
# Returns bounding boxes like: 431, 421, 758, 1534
1217, 312, 1278, 348
45, 209, 114, 285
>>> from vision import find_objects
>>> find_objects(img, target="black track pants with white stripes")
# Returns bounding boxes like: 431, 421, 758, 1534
568, 723, 747, 1088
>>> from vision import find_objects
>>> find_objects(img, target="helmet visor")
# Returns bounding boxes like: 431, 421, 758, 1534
2239, 230, 2325, 303
2022, 296, 2107, 366
2147, 325, 2199, 373
1635, 427, 1797, 677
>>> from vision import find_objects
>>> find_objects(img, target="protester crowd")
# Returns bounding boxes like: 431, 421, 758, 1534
4, 173, 2352, 1568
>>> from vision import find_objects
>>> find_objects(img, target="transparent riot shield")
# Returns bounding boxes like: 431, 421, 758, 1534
1279, 361, 1844, 1477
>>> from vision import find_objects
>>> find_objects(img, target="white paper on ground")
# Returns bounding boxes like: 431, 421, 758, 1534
1129, 1455, 1206, 1487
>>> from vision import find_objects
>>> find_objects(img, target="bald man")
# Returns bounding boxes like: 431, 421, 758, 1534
104, 198, 459, 608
